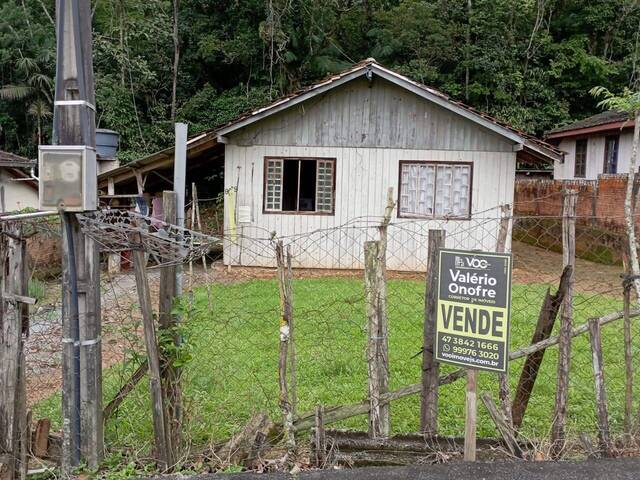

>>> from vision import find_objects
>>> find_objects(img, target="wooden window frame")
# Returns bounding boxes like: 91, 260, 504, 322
397, 160, 473, 220
603, 135, 620, 174
574, 138, 588, 178
262, 156, 337, 215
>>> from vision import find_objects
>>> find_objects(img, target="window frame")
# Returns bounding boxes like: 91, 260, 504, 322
262, 156, 337, 215
574, 138, 588, 178
397, 160, 473, 220
603, 135, 620, 174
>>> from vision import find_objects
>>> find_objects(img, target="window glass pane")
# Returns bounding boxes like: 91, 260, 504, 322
316, 160, 334, 212
265, 159, 283, 211
400, 162, 470, 218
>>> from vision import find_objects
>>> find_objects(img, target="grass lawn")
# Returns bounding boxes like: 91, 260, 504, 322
34, 277, 634, 449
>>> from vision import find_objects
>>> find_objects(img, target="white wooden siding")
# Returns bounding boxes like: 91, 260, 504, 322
230, 77, 514, 153
223, 145, 516, 270
553, 130, 634, 180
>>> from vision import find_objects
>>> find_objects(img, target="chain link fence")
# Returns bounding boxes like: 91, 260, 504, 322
11, 193, 640, 472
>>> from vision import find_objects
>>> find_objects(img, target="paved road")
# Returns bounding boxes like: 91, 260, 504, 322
181, 459, 640, 480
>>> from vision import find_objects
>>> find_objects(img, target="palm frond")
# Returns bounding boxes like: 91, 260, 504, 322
0, 84, 35, 100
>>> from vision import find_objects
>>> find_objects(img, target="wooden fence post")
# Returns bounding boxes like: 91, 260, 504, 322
364, 189, 394, 439
420, 229, 445, 435
133, 246, 173, 470
275, 241, 296, 455
0, 222, 28, 480
464, 369, 477, 461
588, 318, 611, 456
496, 204, 513, 426
551, 190, 577, 458
158, 191, 182, 451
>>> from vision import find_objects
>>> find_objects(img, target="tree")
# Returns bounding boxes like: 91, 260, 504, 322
590, 86, 640, 302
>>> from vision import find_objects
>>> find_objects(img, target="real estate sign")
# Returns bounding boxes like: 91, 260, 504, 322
434, 249, 512, 373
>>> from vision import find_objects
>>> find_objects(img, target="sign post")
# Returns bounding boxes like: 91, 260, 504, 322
434, 249, 512, 460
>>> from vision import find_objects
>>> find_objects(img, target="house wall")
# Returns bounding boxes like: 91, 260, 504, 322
232, 77, 514, 152
0, 170, 38, 213
553, 130, 634, 180
223, 145, 516, 270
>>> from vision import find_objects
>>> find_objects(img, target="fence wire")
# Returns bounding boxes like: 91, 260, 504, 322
15, 192, 640, 472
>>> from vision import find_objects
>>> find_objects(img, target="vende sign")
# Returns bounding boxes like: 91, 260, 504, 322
434, 249, 512, 373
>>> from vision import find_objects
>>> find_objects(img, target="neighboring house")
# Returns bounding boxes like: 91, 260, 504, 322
0, 150, 38, 213
99, 59, 562, 270
547, 111, 635, 180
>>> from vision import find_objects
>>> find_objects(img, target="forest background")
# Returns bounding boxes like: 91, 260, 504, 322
1, 0, 639, 162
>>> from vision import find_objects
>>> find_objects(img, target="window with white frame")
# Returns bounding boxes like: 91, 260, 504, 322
264, 157, 335, 214
399, 161, 472, 218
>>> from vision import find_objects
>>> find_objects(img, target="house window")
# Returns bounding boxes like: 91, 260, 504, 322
574, 139, 587, 178
398, 161, 472, 218
264, 157, 335, 214
603, 135, 619, 174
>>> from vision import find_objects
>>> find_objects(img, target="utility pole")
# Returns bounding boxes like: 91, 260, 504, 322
52, 0, 103, 470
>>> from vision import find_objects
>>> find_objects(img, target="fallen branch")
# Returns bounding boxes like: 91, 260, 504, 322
103, 360, 148, 422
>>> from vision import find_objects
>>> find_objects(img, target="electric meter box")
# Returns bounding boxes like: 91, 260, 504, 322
39, 145, 97, 211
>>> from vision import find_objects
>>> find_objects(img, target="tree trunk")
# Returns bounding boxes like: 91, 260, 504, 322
170, 0, 180, 122
624, 110, 640, 304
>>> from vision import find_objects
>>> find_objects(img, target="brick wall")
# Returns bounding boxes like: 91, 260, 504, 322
514, 175, 640, 233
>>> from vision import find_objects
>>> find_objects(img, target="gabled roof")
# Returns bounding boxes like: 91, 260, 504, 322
0, 150, 35, 168
216, 59, 563, 163
546, 110, 634, 139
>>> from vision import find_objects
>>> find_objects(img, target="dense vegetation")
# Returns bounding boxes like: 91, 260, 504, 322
1, 0, 639, 162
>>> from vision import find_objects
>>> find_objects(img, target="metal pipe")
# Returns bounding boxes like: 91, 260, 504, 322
63, 213, 82, 465
0, 211, 58, 222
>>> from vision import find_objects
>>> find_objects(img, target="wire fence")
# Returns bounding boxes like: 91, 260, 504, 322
12, 190, 640, 472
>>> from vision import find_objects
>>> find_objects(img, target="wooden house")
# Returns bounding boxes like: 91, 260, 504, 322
216, 59, 561, 269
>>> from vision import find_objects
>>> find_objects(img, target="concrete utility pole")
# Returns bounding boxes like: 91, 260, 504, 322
52, 0, 103, 470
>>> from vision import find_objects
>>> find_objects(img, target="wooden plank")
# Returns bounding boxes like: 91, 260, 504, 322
589, 318, 611, 456
496, 204, 512, 426
133, 247, 172, 470
511, 265, 572, 430
79, 220, 103, 468
480, 393, 523, 458
313, 406, 327, 467
33, 420, 51, 458
421, 229, 445, 435
464, 370, 477, 461
551, 190, 577, 458
0, 221, 27, 480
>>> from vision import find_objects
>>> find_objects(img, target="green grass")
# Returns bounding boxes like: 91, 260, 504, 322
34, 277, 634, 449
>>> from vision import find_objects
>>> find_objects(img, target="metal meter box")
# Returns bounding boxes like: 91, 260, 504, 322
39, 145, 97, 211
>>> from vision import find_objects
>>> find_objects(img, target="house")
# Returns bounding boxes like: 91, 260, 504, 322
99, 59, 562, 270
216, 59, 561, 269
0, 150, 38, 213
547, 110, 635, 180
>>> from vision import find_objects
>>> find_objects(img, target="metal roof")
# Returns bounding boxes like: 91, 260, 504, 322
0, 150, 35, 168
216, 58, 563, 162
547, 111, 632, 136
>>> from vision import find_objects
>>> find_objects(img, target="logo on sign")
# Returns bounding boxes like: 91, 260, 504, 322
455, 255, 490, 270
